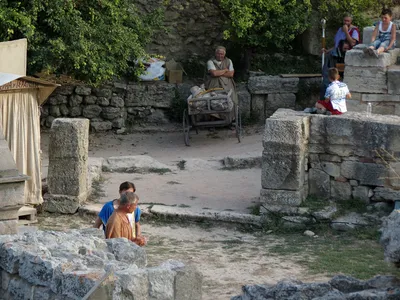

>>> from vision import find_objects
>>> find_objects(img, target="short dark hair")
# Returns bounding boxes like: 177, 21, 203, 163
381, 8, 392, 17
328, 68, 340, 81
119, 181, 136, 193
119, 192, 139, 206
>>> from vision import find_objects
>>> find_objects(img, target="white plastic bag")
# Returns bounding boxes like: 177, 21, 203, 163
137, 57, 166, 81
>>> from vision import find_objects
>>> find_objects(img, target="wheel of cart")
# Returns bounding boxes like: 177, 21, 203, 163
235, 104, 242, 143
182, 109, 191, 146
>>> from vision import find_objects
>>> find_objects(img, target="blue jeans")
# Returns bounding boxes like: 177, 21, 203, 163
371, 37, 396, 50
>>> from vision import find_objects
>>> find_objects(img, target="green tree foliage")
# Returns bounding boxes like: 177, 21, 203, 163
316, 0, 391, 29
220, 0, 312, 50
0, 0, 163, 84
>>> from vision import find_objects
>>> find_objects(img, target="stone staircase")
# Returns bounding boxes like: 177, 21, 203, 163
344, 25, 400, 116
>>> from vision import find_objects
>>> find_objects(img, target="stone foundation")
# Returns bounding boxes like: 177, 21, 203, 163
260, 109, 400, 230
0, 229, 202, 300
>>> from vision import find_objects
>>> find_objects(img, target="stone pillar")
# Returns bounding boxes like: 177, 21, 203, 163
260, 110, 310, 211
0, 129, 29, 234
44, 118, 89, 214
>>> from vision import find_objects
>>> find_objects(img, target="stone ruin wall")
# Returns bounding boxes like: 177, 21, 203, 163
137, 0, 224, 61
0, 228, 202, 300
260, 109, 400, 229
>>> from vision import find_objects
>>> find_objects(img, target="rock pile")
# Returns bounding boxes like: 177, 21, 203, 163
0, 228, 202, 300
232, 275, 400, 300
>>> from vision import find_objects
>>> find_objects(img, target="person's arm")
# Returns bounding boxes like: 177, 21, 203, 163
105, 221, 121, 239
371, 25, 379, 43
346, 93, 352, 99
93, 216, 103, 229
343, 25, 356, 46
135, 222, 141, 237
388, 24, 397, 50
209, 69, 228, 77
222, 70, 234, 78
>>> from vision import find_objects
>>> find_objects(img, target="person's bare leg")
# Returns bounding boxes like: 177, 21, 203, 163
376, 46, 385, 55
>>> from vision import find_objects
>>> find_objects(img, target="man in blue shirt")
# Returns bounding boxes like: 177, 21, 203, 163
93, 181, 142, 237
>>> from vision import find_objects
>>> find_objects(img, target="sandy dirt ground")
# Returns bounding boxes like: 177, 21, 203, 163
41, 127, 263, 213
37, 213, 328, 300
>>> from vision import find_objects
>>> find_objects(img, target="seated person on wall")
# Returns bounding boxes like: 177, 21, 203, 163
322, 13, 360, 56
94, 181, 142, 238
320, 40, 350, 99
205, 46, 238, 106
363, 8, 397, 58
106, 192, 147, 246
315, 68, 351, 115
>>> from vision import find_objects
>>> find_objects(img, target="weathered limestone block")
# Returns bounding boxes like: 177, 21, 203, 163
43, 194, 85, 214
308, 168, 330, 199
344, 66, 387, 94
0, 181, 26, 209
260, 188, 306, 206
90, 121, 113, 132
248, 76, 299, 94
362, 93, 400, 102
0, 220, 18, 235
75, 85, 92, 96
321, 162, 340, 178
61, 269, 107, 299
380, 210, 400, 264
48, 118, 89, 161
331, 212, 370, 231
174, 265, 203, 300
0, 241, 22, 274
114, 267, 149, 299
263, 115, 309, 149
265, 93, 296, 117
237, 83, 251, 120
261, 150, 305, 190
352, 186, 372, 203
147, 267, 175, 300
8, 277, 34, 300
331, 181, 352, 200
341, 161, 386, 186
251, 94, 265, 122
106, 238, 147, 268
372, 187, 400, 202
345, 48, 400, 68
388, 65, 400, 95
82, 105, 102, 118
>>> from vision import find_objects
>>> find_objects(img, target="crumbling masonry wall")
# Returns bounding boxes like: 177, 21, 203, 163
261, 109, 400, 211
0, 229, 202, 300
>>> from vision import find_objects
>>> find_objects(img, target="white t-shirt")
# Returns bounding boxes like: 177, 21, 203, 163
207, 59, 234, 71
325, 80, 349, 112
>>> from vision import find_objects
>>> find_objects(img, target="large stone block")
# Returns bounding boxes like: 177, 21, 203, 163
61, 269, 107, 299
8, 277, 34, 300
147, 267, 175, 300
125, 82, 175, 108
0, 240, 22, 273
344, 66, 387, 94
0, 181, 25, 208
174, 266, 203, 300
380, 210, 400, 264
341, 161, 387, 186
49, 118, 89, 160
251, 94, 265, 122
265, 93, 296, 117
106, 238, 147, 268
0, 206, 21, 221
47, 158, 88, 196
346, 99, 367, 113
237, 83, 251, 120
43, 193, 86, 214
352, 186, 371, 203
308, 168, 330, 199
261, 150, 305, 190
361, 93, 400, 102
388, 65, 400, 95
263, 115, 309, 149
345, 48, 400, 67
115, 267, 148, 300
331, 181, 352, 200
372, 187, 400, 202
248, 76, 299, 94
260, 188, 306, 206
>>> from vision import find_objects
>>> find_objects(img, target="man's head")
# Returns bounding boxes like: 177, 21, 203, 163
339, 40, 351, 53
118, 192, 139, 213
328, 68, 340, 82
343, 13, 353, 26
119, 181, 136, 195
215, 46, 226, 61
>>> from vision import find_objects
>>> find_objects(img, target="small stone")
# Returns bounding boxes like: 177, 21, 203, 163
110, 96, 124, 108
116, 128, 126, 135
97, 97, 110, 106
75, 86, 92, 96
349, 180, 358, 186
303, 230, 315, 237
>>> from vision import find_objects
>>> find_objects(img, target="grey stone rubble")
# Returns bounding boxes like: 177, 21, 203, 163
260, 109, 400, 231
0, 228, 202, 300
44, 119, 89, 214
232, 275, 400, 300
